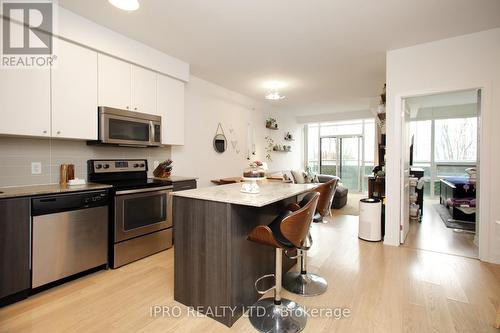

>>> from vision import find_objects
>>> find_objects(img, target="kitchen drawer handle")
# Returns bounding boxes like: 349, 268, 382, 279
116, 186, 173, 195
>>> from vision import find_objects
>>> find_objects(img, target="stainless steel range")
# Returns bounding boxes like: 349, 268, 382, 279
88, 159, 173, 268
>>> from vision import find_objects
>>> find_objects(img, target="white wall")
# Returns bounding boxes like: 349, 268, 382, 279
264, 111, 304, 173
171, 76, 303, 187
385, 28, 500, 264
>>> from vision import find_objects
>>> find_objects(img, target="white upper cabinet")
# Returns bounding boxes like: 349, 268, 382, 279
98, 55, 158, 114
52, 39, 98, 140
97, 54, 131, 110
0, 34, 185, 143
157, 74, 185, 145
131, 65, 157, 114
0, 65, 51, 137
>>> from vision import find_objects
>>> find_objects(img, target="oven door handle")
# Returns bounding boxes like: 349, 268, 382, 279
115, 186, 173, 195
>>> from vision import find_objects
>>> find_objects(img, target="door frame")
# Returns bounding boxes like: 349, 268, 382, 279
400, 99, 410, 243
395, 87, 485, 258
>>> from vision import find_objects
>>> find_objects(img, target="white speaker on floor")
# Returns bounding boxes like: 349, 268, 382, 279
358, 198, 382, 241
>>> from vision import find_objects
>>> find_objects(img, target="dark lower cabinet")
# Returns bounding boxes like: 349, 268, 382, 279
0, 197, 31, 305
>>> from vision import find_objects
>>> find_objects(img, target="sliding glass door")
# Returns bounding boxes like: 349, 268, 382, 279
319, 137, 339, 176
320, 136, 362, 192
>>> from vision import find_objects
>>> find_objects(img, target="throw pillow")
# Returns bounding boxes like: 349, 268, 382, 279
311, 173, 319, 183
303, 171, 312, 183
304, 169, 319, 183
282, 170, 295, 183
291, 170, 306, 184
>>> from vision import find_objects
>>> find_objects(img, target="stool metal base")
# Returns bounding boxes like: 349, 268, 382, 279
313, 214, 328, 223
283, 272, 328, 296
248, 298, 307, 333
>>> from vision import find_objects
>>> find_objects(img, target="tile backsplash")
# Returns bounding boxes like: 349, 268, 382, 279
0, 137, 171, 187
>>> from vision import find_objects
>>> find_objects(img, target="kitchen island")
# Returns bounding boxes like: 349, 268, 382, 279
172, 182, 318, 327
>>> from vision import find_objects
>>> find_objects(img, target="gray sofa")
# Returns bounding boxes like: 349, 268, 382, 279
317, 175, 348, 209
282, 170, 348, 209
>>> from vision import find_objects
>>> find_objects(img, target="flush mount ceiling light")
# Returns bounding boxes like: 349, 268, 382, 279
263, 81, 286, 100
109, 0, 140, 11
265, 90, 285, 100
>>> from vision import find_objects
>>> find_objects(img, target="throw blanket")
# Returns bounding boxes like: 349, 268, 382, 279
447, 197, 476, 208
446, 197, 476, 215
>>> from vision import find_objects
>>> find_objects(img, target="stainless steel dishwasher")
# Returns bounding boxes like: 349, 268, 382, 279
31, 190, 109, 288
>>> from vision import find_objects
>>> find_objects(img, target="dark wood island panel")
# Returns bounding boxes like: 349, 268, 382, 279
173, 196, 297, 327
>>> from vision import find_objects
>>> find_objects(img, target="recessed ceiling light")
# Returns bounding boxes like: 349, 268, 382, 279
109, 0, 140, 11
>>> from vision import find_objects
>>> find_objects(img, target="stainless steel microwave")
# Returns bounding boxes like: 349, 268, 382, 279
94, 107, 161, 147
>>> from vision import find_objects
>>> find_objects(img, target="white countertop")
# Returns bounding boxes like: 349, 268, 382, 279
172, 182, 319, 207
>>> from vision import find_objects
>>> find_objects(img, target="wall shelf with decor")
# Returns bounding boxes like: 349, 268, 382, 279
273, 144, 292, 152
284, 131, 294, 141
265, 118, 278, 130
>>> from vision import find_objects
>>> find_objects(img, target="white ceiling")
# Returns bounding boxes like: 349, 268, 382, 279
59, 0, 500, 116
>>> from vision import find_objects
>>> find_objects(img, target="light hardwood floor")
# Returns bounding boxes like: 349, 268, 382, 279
332, 192, 364, 216
0, 214, 498, 333
403, 199, 478, 258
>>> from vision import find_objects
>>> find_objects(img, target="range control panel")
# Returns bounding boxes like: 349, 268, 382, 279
32, 190, 109, 216
89, 159, 148, 173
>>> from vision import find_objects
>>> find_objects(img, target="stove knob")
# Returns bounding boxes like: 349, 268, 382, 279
95, 164, 102, 169
133, 163, 139, 168
103, 164, 110, 169
139, 163, 145, 168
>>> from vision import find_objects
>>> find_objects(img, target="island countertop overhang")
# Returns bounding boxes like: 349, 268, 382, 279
171, 182, 319, 207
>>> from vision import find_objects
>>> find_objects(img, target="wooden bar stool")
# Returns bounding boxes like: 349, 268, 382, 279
283, 191, 329, 296
247, 192, 319, 333
312, 178, 338, 223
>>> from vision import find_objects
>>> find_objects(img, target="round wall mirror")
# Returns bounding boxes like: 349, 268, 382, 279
213, 134, 227, 153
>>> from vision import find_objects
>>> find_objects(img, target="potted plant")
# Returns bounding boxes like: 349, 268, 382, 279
266, 118, 278, 129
